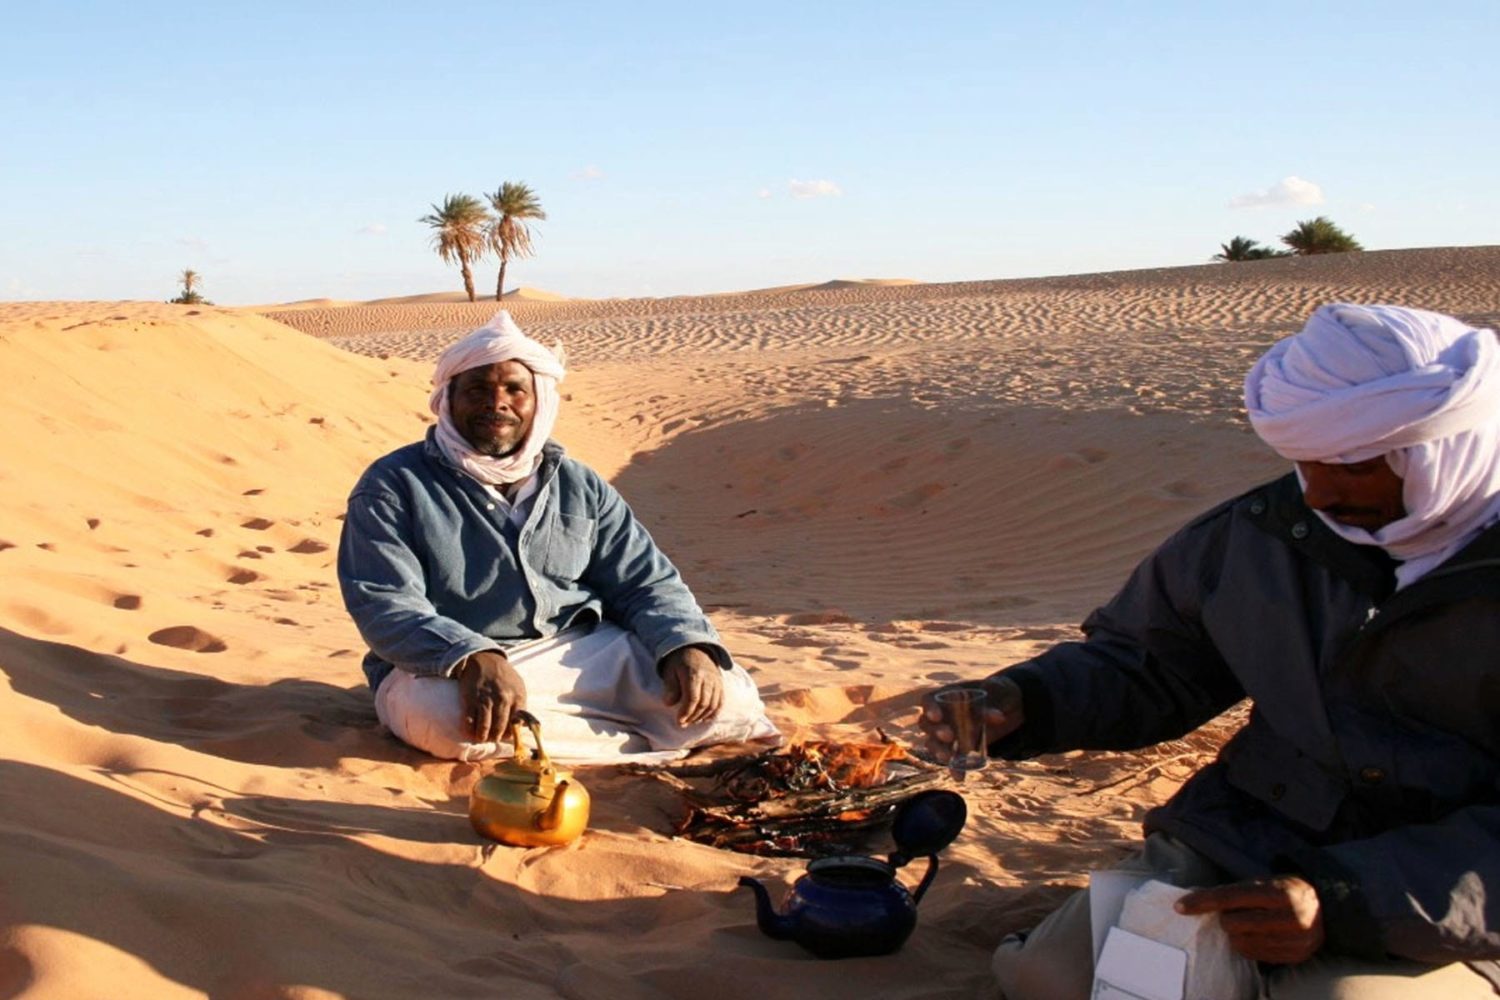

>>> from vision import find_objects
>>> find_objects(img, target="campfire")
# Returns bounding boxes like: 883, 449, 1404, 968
628, 737, 950, 857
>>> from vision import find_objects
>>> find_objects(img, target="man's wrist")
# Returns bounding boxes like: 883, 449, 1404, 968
657, 643, 724, 675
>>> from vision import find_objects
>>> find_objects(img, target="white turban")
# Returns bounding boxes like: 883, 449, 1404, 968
429, 311, 567, 486
1245, 303, 1500, 586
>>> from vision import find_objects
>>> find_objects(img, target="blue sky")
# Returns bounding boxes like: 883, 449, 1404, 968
3, 2, 1496, 305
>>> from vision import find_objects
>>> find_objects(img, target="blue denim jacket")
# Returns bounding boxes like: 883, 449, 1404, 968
338, 430, 727, 692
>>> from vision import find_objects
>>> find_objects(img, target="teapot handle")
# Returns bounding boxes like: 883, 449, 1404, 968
910, 855, 940, 905
505, 710, 555, 770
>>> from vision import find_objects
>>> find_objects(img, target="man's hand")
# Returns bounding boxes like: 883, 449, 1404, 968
455, 650, 527, 744
659, 646, 724, 726
918, 675, 1024, 763
1175, 875, 1325, 965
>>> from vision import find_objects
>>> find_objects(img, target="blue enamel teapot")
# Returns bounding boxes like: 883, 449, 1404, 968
737, 789, 967, 959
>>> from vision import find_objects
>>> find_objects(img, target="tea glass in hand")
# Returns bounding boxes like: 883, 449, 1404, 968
934, 687, 988, 776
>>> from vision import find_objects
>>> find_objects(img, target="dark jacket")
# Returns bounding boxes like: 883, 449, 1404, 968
994, 473, 1500, 977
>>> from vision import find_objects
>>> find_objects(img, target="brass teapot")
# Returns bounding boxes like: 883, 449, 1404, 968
469, 710, 590, 848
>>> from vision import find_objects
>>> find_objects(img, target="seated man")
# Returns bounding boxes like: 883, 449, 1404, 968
922, 304, 1500, 998
339, 311, 778, 762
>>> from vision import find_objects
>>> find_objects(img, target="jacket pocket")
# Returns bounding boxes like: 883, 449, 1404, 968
539, 512, 594, 581
1222, 725, 1348, 832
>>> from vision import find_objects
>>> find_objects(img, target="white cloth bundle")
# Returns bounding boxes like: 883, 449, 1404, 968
1245, 303, 1500, 586
1115, 881, 1261, 1000
429, 311, 567, 486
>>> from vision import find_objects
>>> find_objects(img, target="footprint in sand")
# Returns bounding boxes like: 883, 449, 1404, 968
780, 611, 855, 626
1154, 479, 1205, 499
195, 528, 215, 537
772, 634, 828, 649
289, 539, 329, 555
112, 594, 142, 610
227, 569, 259, 585
86, 518, 101, 530
148, 626, 227, 653
242, 488, 266, 496
0, 540, 14, 552
241, 517, 275, 530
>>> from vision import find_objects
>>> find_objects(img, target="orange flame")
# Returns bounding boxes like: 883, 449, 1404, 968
792, 739, 908, 788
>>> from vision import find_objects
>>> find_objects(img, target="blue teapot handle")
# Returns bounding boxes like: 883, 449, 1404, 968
910, 855, 939, 905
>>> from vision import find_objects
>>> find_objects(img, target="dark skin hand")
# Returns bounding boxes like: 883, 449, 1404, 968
660, 646, 724, 726
455, 649, 527, 744
918, 674, 1025, 763
1176, 876, 1326, 964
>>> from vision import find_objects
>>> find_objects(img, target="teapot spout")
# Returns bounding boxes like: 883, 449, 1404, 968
737, 877, 795, 941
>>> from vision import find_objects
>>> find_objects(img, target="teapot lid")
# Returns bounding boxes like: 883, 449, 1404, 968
490, 753, 562, 786
888, 789, 967, 866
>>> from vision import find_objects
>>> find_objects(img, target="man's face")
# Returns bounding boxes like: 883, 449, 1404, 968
1296, 456, 1407, 531
449, 360, 536, 457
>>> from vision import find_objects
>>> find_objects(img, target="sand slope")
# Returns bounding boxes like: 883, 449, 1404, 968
3, 248, 1499, 998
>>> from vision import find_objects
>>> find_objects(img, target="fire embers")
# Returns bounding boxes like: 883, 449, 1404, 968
721, 741, 910, 802
631, 739, 948, 857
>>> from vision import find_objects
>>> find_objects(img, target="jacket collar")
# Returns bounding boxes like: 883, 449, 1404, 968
1251, 472, 1500, 602
1251, 473, 1399, 600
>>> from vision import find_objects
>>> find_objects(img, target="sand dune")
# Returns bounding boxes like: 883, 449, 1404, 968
3, 247, 1499, 998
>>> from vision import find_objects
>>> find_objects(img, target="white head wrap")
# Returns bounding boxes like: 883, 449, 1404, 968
1244, 303, 1500, 587
429, 311, 567, 486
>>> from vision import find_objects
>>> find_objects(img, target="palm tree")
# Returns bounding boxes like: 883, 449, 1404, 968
169, 268, 207, 304
1280, 216, 1363, 255
420, 194, 489, 301
1212, 237, 1290, 262
485, 182, 546, 301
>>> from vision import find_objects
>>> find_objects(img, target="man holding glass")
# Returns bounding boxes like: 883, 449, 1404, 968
921, 304, 1500, 998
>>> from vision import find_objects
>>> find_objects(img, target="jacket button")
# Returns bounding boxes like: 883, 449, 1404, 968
485, 503, 496, 511
1249, 499, 1267, 515
1359, 767, 1386, 785
1269, 783, 1286, 801
1291, 522, 1310, 540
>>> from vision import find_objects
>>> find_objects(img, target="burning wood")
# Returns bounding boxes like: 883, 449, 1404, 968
626, 737, 950, 857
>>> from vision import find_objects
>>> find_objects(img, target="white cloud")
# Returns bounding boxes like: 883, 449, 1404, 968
359, 223, 388, 235
1357, 202, 1377, 213
4, 276, 38, 298
756, 187, 773, 199
571, 165, 605, 181
1229, 176, 1325, 209
178, 236, 210, 252
788, 178, 842, 200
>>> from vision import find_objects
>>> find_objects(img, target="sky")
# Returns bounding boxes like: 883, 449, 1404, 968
3, 2, 1497, 305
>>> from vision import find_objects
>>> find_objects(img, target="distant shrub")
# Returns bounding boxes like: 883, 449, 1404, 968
1213, 236, 1291, 262
1281, 217, 1363, 255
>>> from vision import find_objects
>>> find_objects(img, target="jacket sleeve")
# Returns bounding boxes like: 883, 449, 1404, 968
1288, 802, 1500, 963
1284, 797, 1500, 959
337, 487, 500, 677
578, 470, 730, 669
992, 510, 1246, 758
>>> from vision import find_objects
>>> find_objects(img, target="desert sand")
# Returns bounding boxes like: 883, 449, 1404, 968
3, 246, 1499, 999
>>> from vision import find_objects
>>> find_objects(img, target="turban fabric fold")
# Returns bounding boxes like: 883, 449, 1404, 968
429, 311, 567, 486
1244, 303, 1500, 587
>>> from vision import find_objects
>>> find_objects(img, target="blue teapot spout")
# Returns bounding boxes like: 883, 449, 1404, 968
738, 876, 795, 941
